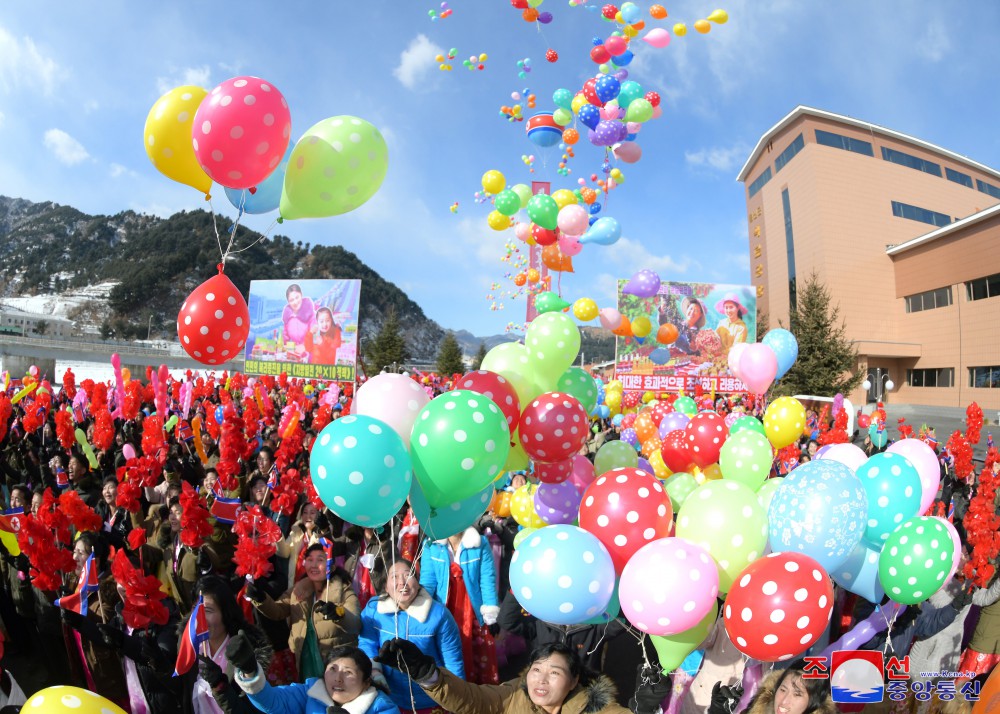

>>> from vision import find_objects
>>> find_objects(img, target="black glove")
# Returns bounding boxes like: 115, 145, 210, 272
198, 654, 228, 690
314, 600, 343, 621
327, 707, 348, 714
195, 548, 213, 575
487, 623, 501, 637
708, 681, 743, 714
632, 673, 672, 714
60, 607, 86, 630
245, 580, 267, 605
375, 638, 437, 681
98, 623, 125, 651
225, 629, 258, 675
314, 510, 331, 532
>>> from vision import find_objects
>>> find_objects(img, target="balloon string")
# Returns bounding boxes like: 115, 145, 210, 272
227, 220, 278, 256
207, 198, 225, 263
219, 191, 249, 264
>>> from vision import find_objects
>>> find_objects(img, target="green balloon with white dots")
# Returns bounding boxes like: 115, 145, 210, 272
280, 115, 388, 220
719, 429, 773, 490
878, 515, 955, 605
410, 389, 511, 508
557, 366, 598, 414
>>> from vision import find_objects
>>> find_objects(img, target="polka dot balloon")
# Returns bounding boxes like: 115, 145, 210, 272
619, 537, 720, 635
143, 85, 211, 196
683, 411, 729, 468
192, 76, 291, 190
25, 685, 127, 714
509, 524, 616, 625
579, 467, 673, 573
556, 366, 599, 414
723, 552, 834, 662
519, 392, 589, 463
511, 483, 548, 528
456, 370, 521, 439
878, 515, 955, 605
763, 396, 806, 449
310, 414, 413, 527
177, 265, 249, 366
524, 312, 581, 388
535, 458, 573, 484
355, 372, 430, 448
856, 452, 922, 547
535, 479, 583, 524
410, 390, 511, 508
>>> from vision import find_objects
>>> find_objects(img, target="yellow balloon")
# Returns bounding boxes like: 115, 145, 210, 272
551, 189, 578, 209
26, 686, 127, 714
605, 392, 622, 410
694, 19, 711, 33
487, 210, 510, 231
615, 11, 624, 23
607, 379, 623, 392
763, 396, 807, 449
479, 53, 489, 62
631, 315, 652, 338
572, 297, 599, 321
702, 463, 724, 481
642, 391, 655, 404
610, 168, 624, 182
647, 449, 672, 479
510, 484, 547, 528
673, 22, 688, 36
571, 93, 588, 115
482, 169, 506, 194
708, 9, 729, 23
143, 85, 212, 197
623, 25, 638, 38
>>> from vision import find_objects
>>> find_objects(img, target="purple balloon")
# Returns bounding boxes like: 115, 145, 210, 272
622, 269, 661, 298
614, 69, 629, 81
537, 11, 553, 23
637, 457, 653, 476
819, 601, 905, 659
590, 120, 621, 147
734, 662, 763, 713
535, 480, 582, 511
621, 427, 638, 446
661, 412, 691, 433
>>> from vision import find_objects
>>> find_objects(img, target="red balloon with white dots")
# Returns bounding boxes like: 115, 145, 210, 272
177, 264, 249, 366
684, 411, 729, 468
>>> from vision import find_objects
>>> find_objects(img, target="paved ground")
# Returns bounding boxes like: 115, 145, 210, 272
861, 402, 995, 463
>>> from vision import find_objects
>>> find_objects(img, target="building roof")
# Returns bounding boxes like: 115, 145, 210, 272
886, 202, 1000, 256
736, 105, 1000, 183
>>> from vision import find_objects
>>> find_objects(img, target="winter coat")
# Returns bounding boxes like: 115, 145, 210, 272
497, 590, 625, 672
254, 570, 361, 673
422, 667, 631, 714
420, 527, 500, 626
96, 501, 133, 550
744, 670, 836, 714
108, 601, 184, 714
238, 674, 400, 714
358, 588, 465, 711
180, 622, 273, 714
681, 618, 744, 714
970, 581, 1000, 654
157, 529, 220, 614
61, 572, 130, 705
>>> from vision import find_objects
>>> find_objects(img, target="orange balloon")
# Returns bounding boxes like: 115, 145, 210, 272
656, 323, 679, 344
580, 187, 597, 204
694, 19, 711, 33
650, 4, 667, 19
490, 490, 512, 518
634, 411, 658, 444
541, 244, 574, 272
514, 273, 527, 286
611, 319, 633, 338
640, 436, 662, 459
523, 7, 539, 21
527, 268, 540, 283
973, 663, 1000, 713
562, 128, 579, 145
631, 20, 646, 31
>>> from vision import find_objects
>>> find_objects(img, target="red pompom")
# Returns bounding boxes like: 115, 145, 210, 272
93, 408, 114, 452
55, 409, 76, 449
59, 490, 103, 533
111, 550, 169, 628
179, 482, 213, 549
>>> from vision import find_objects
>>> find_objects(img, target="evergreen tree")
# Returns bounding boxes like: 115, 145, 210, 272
436, 332, 466, 376
471, 341, 488, 371
364, 309, 409, 374
774, 272, 863, 397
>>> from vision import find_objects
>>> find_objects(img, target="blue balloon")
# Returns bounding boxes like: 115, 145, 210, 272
509, 525, 616, 624
597, 405, 610, 419
613, 50, 634, 67
625, 133, 638, 141
594, 75, 621, 104
224, 143, 292, 215
214, 406, 225, 425
831, 540, 885, 602
856, 453, 921, 547
578, 104, 601, 130
768, 459, 868, 572
409, 479, 493, 540
762, 328, 798, 379
589, 202, 602, 215
649, 347, 671, 365
580, 216, 621, 245
588, 216, 599, 227
619, 2, 642, 23
310, 415, 413, 527
612, 414, 623, 426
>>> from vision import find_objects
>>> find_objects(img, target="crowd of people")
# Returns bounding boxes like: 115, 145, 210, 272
0, 367, 995, 714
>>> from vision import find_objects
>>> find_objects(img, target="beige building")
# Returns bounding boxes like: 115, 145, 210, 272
737, 106, 1000, 410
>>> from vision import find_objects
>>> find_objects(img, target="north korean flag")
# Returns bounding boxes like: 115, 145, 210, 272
174, 595, 210, 677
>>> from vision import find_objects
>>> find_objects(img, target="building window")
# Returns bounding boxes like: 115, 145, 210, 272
774, 133, 804, 173
880, 147, 942, 177
748, 167, 772, 198
904, 286, 953, 313
782, 188, 796, 313
891, 200, 952, 227
970, 367, 1000, 389
946, 167, 973, 188
976, 179, 1000, 199
907, 368, 954, 388
966, 273, 1000, 301
814, 129, 874, 157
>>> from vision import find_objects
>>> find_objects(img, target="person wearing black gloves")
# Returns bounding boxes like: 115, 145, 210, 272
375, 638, 670, 714
246, 542, 361, 680
157, 497, 220, 613
230, 639, 399, 714
96, 476, 132, 550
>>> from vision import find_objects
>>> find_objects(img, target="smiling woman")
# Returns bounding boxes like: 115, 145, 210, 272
743, 669, 835, 714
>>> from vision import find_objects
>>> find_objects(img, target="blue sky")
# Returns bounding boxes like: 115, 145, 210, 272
2, 1, 999, 337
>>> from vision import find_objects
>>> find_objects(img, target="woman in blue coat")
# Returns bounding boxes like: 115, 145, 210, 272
359, 560, 465, 713
419, 526, 500, 684
233, 642, 399, 714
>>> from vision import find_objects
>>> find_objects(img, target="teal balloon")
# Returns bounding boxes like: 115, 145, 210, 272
762, 328, 798, 379
831, 540, 885, 602
310, 415, 412, 527
856, 453, 922, 547
527, 194, 559, 230
409, 479, 494, 540
594, 440, 638, 476
579, 216, 621, 245
616, 80, 644, 108
494, 189, 521, 216
730, 415, 766, 436
869, 423, 887, 448
557, 367, 599, 414
552, 88, 575, 110
583, 578, 621, 624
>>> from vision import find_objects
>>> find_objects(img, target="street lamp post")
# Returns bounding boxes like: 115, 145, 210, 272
147, 315, 153, 341
862, 369, 894, 403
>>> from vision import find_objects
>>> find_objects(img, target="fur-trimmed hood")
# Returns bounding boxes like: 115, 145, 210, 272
746, 670, 836, 714
520, 673, 622, 714
433, 526, 483, 551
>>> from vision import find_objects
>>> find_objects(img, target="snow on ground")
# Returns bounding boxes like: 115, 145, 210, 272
0, 282, 118, 319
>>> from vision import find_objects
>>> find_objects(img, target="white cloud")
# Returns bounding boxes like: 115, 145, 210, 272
109, 163, 137, 179
393, 34, 442, 90
918, 23, 951, 62
156, 66, 212, 95
0, 110, 5, 129
685, 143, 751, 173
83, 99, 99, 114
606, 236, 693, 276
0, 26, 61, 95
43, 128, 89, 165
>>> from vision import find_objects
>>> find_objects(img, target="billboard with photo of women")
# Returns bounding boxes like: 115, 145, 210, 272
244, 279, 361, 381
614, 280, 756, 395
